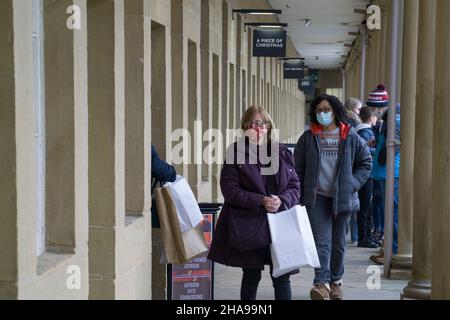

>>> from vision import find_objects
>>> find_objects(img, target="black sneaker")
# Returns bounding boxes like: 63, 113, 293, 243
358, 239, 379, 248
368, 237, 380, 247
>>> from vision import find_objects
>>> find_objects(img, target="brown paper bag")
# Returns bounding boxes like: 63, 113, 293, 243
154, 185, 207, 264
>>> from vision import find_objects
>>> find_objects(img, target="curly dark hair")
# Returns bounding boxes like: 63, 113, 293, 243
308, 94, 347, 126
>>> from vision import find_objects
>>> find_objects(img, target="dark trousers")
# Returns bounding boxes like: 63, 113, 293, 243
372, 180, 384, 233
241, 268, 291, 300
357, 178, 374, 241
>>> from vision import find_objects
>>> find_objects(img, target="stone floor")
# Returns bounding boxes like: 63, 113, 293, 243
214, 243, 410, 300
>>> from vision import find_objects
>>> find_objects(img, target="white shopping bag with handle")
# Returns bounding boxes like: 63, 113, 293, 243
166, 176, 203, 232
268, 205, 320, 278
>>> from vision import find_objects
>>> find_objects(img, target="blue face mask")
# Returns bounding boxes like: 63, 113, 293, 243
317, 112, 334, 127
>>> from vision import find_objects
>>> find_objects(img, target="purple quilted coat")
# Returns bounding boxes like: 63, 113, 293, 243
208, 140, 300, 270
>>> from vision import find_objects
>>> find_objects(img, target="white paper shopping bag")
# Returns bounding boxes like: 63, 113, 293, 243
268, 205, 320, 278
166, 176, 204, 232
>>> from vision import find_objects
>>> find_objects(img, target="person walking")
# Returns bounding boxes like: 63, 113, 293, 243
344, 97, 363, 243
294, 94, 372, 300
208, 106, 300, 301
366, 86, 401, 264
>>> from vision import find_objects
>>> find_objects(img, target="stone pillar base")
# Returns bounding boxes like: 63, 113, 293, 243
392, 254, 413, 270
401, 279, 431, 300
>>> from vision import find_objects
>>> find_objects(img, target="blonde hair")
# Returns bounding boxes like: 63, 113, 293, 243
240, 106, 275, 140
344, 97, 362, 113
344, 97, 362, 124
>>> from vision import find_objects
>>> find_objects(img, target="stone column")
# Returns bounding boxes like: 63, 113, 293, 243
0, 0, 27, 299
221, 0, 229, 146
349, 64, 355, 100
373, 18, 381, 84
431, 0, 450, 300
171, 0, 184, 177
402, 0, 436, 300
383, 0, 392, 89
200, 0, 210, 189
393, 0, 418, 270
150, 15, 170, 301
211, 54, 220, 202
125, 0, 149, 217
373, 27, 381, 86
378, 1, 388, 84
87, 0, 125, 299
356, 53, 361, 99
365, 30, 375, 94
235, 15, 242, 127
360, 29, 367, 103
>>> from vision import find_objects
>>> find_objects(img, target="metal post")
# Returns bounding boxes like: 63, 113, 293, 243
384, 0, 401, 278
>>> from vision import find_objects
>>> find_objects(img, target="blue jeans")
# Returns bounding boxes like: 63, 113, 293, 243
372, 180, 384, 233
379, 179, 399, 255
349, 213, 358, 242
307, 195, 351, 284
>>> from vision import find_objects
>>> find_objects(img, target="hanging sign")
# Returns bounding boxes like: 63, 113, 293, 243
253, 29, 287, 57
298, 78, 315, 96
284, 61, 304, 79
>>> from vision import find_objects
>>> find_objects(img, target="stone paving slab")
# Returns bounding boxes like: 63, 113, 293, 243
214, 244, 409, 300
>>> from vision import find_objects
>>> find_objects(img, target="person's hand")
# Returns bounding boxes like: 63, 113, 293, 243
262, 197, 272, 210
263, 195, 282, 213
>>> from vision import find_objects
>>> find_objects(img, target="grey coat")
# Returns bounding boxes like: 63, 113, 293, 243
294, 122, 372, 216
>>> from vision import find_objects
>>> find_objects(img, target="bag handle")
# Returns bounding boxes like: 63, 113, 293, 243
278, 201, 288, 213
267, 196, 288, 214
151, 178, 164, 193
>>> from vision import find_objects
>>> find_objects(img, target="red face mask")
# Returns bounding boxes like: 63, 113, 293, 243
249, 124, 267, 143
251, 124, 261, 142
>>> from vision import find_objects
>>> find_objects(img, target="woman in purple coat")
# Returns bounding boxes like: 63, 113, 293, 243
208, 106, 300, 300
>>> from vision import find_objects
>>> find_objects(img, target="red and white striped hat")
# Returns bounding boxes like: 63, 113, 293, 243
366, 84, 389, 108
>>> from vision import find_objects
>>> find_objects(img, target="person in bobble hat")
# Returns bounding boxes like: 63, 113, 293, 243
366, 84, 401, 266
366, 84, 389, 248
366, 84, 389, 109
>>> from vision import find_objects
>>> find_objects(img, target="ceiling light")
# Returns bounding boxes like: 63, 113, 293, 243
245, 22, 288, 29
279, 57, 306, 61
232, 9, 282, 19
258, 25, 284, 29
248, 12, 278, 15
